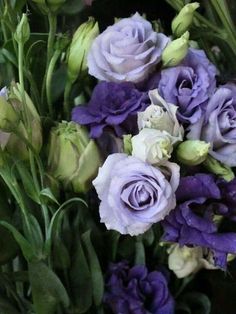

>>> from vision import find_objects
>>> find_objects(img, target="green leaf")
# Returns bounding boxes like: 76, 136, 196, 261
107, 231, 120, 261
134, 238, 145, 265
45, 197, 86, 255
40, 187, 59, 205
26, 214, 44, 255
52, 236, 70, 270
82, 230, 104, 307
16, 162, 40, 204
142, 228, 155, 246
29, 261, 70, 314
0, 221, 34, 261
69, 235, 92, 313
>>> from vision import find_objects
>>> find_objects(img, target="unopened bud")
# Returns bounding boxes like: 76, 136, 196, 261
14, 14, 30, 45
176, 140, 210, 166
162, 32, 189, 67
172, 3, 200, 37
203, 155, 235, 182
67, 18, 99, 83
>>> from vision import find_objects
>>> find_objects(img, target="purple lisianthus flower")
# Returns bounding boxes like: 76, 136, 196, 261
104, 261, 174, 314
162, 174, 236, 269
148, 48, 217, 124
218, 178, 236, 218
87, 12, 169, 83
72, 81, 149, 138
93, 153, 180, 236
188, 85, 236, 167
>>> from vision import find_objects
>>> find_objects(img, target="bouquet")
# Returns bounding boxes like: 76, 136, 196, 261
1, 0, 236, 313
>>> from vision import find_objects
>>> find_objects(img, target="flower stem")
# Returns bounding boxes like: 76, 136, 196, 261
63, 80, 73, 119
18, 40, 50, 238
46, 49, 61, 117
41, 12, 57, 115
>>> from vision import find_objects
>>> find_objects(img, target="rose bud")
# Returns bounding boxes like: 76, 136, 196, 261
14, 14, 30, 45
176, 140, 210, 166
203, 155, 235, 182
67, 18, 99, 84
172, 3, 200, 37
162, 31, 189, 67
48, 121, 101, 193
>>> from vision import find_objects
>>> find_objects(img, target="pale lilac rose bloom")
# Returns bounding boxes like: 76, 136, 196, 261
87, 13, 169, 83
93, 153, 180, 236
148, 48, 217, 123
188, 85, 236, 167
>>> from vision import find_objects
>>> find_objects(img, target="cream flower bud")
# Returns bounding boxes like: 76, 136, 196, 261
67, 18, 99, 83
138, 89, 184, 143
172, 3, 200, 37
132, 128, 173, 165
168, 244, 217, 278
162, 32, 189, 67
177, 140, 210, 166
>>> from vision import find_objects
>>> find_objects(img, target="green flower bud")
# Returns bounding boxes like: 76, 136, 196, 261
48, 121, 101, 193
162, 31, 189, 67
14, 14, 30, 45
0, 97, 18, 131
67, 18, 99, 83
9, 84, 42, 154
123, 134, 132, 155
172, 2, 200, 37
203, 155, 235, 182
176, 140, 210, 166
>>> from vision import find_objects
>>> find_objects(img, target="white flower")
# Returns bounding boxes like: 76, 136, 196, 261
132, 128, 173, 165
138, 89, 184, 144
168, 244, 218, 278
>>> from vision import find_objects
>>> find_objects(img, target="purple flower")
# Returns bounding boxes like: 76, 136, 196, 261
187, 85, 236, 166
162, 174, 236, 269
93, 153, 180, 236
87, 13, 169, 83
104, 261, 174, 314
218, 178, 236, 218
148, 48, 217, 124
72, 81, 149, 138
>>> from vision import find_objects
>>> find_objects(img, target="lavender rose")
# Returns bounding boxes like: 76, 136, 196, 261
87, 13, 169, 83
93, 153, 180, 236
162, 174, 236, 269
148, 48, 217, 123
72, 81, 149, 138
104, 261, 175, 314
188, 85, 236, 167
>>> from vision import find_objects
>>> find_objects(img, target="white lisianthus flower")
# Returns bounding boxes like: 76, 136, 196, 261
138, 89, 184, 144
132, 128, 173, 165
168, 244, 218, 278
